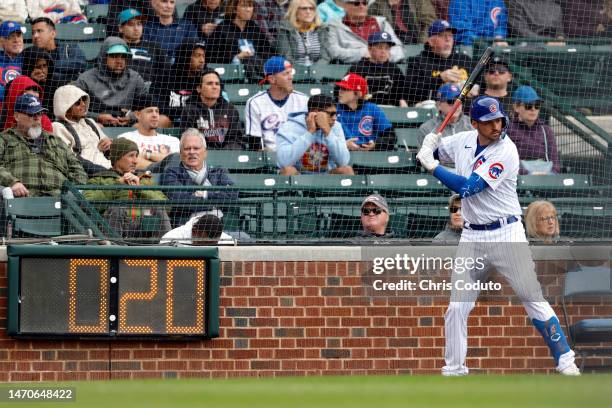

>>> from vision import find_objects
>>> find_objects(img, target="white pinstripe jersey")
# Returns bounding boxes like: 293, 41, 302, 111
244, 90, 308, 151
437, 129, 522, 225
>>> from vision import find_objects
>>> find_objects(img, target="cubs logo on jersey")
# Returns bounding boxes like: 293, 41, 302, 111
358, 116, 374, 136
488, 162, 504, 179
262, 113, 281, 131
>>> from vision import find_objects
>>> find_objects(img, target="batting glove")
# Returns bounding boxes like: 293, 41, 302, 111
416, 145, 440, 172
421, 131, 442, 151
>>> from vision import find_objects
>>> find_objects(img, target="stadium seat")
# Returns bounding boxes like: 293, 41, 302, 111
349, 151, 417, 174
210, 64, 245, 83
4, 197, 62, 237
294, 83, 334, 98
224, 84, 262, 105
78, 42, 102, 61
102, 127, 135, 139
404, 44, 424, 58
292, 64, 311, 82
562, 265, 612, 371
55, 24, 107, 41
291, 174, 368, 194
394, 127, 421, 150
229, 174, 291, 191
367, 174, 444, 194
206, 150, 267, 172
84, 4, 109, 24
310, 64, 349, 82
518, 174, 591, 190
176, 3, 189, 18
164, 128, 182, 138
380, 107, 436, 127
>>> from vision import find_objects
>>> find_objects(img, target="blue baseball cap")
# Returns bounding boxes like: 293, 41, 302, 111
0, 21, 23, 38
436, 83, 461, 101
428, 19, 457, 37
118, 8, 142, 25
470, 96, 507, 127
14, 94, 47, 115
260, 56, 292, 84
368, 31, 396, 46
512, 85, 541, 103
107, 44, 131, 55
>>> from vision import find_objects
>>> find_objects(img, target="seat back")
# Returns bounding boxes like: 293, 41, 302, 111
207, 150, 267, 172
5, 197, 62, 237
564, 266, 612, 298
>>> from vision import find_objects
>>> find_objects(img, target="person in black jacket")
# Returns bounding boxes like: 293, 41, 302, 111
404, 19, 473, 105
19, 45, 56, 112
150, 40, 208, 125
349, 31, 408, 107
180, 69, 245, 149
205, 0, 274, 79
183, 0, 226, 39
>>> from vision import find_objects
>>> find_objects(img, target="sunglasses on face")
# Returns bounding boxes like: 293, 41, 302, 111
443, 99, 456, 105
324, 109, 337, 117
487, 68, 509, 75
523, 102, 542, 110
450, 206, 461, 213
73, 96, 87, 106
361, 207, 383, 216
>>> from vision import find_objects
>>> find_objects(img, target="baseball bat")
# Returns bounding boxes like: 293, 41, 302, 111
434, 46, 495, 134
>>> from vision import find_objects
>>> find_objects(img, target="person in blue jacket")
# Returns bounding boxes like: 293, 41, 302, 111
276, 94, 354, 175
335, 73, 394, 151
448, 0, 507, 46
0, 21, 24, 105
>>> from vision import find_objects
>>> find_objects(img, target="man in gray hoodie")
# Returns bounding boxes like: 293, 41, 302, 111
73, 36, 147, 127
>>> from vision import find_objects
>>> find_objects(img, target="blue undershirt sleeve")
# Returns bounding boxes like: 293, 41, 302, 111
432, 166, 489, 198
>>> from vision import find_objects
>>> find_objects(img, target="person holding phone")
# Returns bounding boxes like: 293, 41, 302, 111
276, 94, 354, 175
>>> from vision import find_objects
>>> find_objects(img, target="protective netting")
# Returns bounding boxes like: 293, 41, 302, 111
0, 0, 610, 244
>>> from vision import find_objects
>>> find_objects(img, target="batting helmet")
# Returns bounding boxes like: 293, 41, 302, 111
469, 96, 508, 128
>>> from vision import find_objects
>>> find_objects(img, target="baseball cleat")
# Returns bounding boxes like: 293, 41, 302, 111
558, 363, 581, 376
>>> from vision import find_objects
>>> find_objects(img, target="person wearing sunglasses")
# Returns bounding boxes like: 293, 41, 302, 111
276, 94, 353, 175
508, 85, 560, 175
417, 83, 472, 148
326, 0, 405, 64
482, 55, 513, 116
355, 194, 395, 239
432, 194, 463, 243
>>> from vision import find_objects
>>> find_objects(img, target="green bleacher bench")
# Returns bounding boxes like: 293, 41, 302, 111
517, 174, 591, 190
395, 127, 421, 150
210, 64, 245, 83
310, 64, 349, 82
4, 197, 62, 237
56, 24, 107, 41
294, 83, 334, 98
349, 151, 416, 174
291, 174, 368, 192
207, 150, 267, 172
229, 174, 291, 190
380, 107, 436, 127
367, 174, 444, 192
84, 4, 109, 23
224, 83, 262, 105
78, 41, 102, 61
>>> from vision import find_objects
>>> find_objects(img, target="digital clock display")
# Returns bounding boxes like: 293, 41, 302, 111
7, 245, 220, 339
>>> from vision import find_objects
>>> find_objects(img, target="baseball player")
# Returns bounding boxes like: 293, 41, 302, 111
416, 96, 580, 376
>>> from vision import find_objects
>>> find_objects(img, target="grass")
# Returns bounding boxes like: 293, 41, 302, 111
3, 374, 611, 408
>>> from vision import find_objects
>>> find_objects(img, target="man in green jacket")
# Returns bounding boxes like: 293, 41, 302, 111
0, 94, 87, 197
84, 138, 171, 239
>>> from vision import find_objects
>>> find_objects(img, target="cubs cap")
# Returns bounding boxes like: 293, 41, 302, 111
428, 19, 457, 37
107, 44, 131, 55
0, 21, 23, 38
368, 31, 396, 46
259, 56, 292, 85
14, 94, 47, 115
118, 8, 142, 25
361, 194, 389, 213
335, 73, 368, 97
436, 83, 461, 101
512, 85, 541, 103
470, 96, 507, 127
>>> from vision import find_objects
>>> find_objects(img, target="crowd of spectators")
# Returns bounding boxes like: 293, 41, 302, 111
0, 0, 607, 241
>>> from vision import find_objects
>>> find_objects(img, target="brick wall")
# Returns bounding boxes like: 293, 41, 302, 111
0, 247, 610, 381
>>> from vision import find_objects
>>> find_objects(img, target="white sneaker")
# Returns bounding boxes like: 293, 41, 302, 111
558, 363, 581, 376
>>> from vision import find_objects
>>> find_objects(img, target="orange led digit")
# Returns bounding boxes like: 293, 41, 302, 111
166, 260, 205, 334
68, 258, 108, 333
119, 259, 158, 333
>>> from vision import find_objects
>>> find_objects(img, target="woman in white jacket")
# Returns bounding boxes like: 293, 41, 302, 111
52, 84, 112, 176
0, 0, 28, 24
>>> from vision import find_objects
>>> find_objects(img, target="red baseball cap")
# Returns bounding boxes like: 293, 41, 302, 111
335, 73, 368, 97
